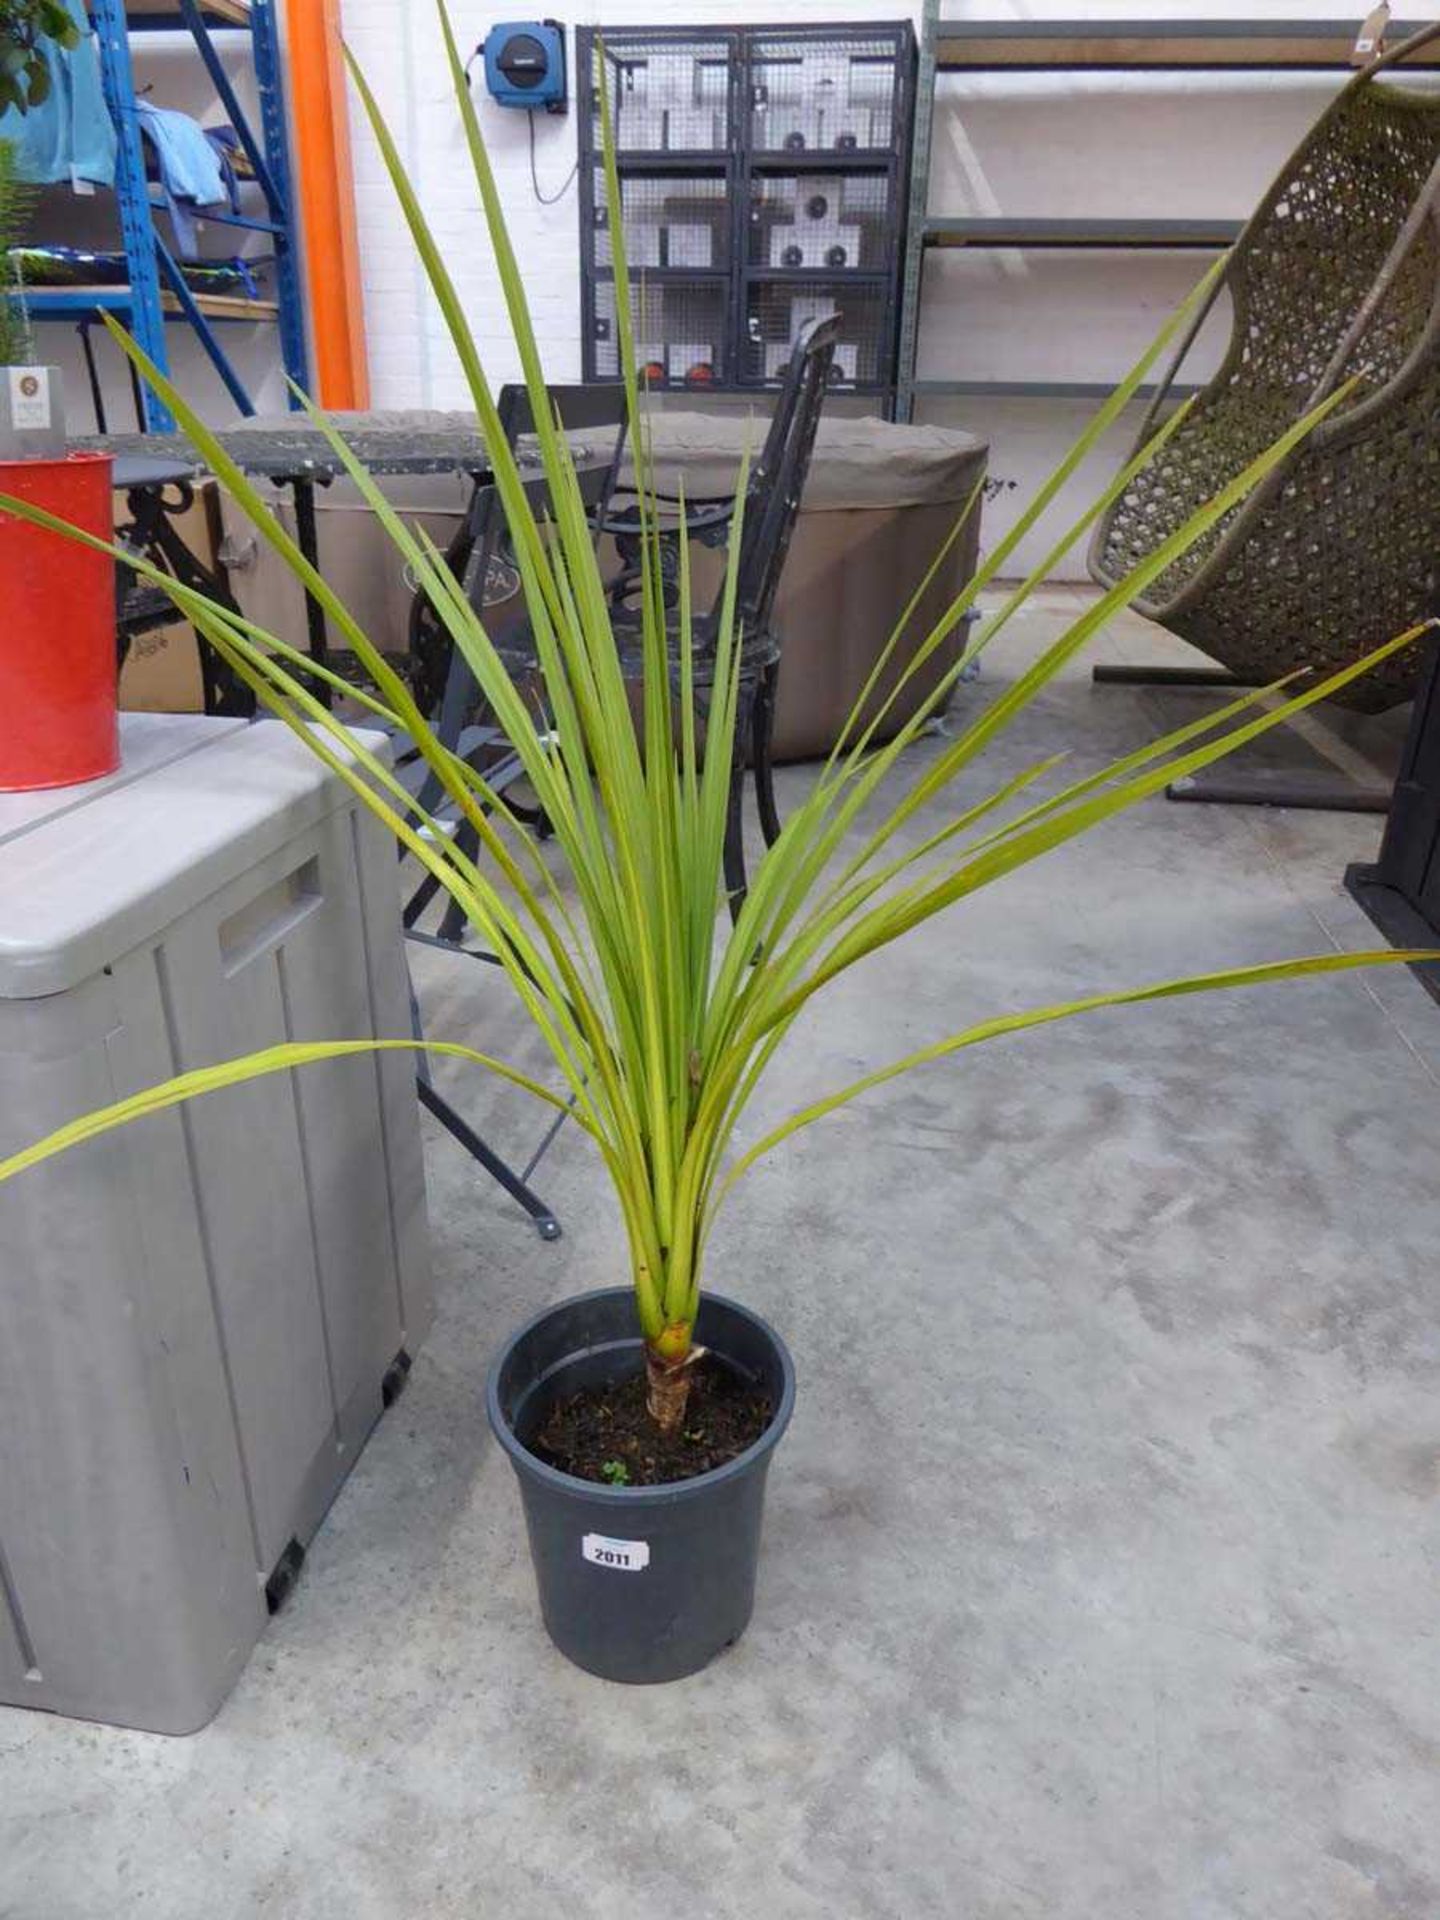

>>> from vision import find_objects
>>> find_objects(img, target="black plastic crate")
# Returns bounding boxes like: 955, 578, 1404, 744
749, 34, 906, 157
593, 169, 731, 274
590, 34, 733, 154
744, 280, 887, 389
593, 278, 729, 388
747, 172, 893, 271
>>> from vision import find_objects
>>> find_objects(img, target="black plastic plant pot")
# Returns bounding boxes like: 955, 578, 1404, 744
486, 1286, 796, 1684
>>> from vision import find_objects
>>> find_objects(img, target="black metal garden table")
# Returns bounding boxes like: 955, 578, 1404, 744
89, 418, 574, 1241
86, 418, 513, 708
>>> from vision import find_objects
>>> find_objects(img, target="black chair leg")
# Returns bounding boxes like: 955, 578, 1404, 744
752, 661, 782, 847
403, 813, 485, 932
416, 1079, 561, 1241
403, 864, 444, 931
403, 814, 480, 931
408, 974, 561, 1240
436, 817, 482, 942
723, 749, 749, 925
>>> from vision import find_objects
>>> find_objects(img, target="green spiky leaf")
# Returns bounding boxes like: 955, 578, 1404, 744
0, 2, 1434, 1376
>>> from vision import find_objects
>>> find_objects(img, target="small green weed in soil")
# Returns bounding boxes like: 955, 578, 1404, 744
531, 1356, 771, 1486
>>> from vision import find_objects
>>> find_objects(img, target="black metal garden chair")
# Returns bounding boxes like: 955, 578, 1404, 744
609, 312, 840, 915
396, 386, 628, 1236
397, 327, 837, 1221
499, 311, 842, 919
407, 382, 629, 768
401, 381, 628, 937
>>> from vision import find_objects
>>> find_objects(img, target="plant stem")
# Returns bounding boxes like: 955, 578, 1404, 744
645, 1327, 697, 1434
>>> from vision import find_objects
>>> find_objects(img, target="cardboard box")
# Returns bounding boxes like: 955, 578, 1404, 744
118, 619, 207, 714
629, 222, 663, 268
119, 472, 470, 714
664, 224, 712, 269
117, 478, 221, 715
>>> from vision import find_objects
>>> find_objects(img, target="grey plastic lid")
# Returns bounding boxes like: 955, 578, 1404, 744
621, 412, 990, 512
0, 715, 385, 999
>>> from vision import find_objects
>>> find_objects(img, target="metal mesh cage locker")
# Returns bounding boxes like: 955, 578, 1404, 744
592, 278, 730, 386
748, 173, 893, 271
744, 280, 888, 387
593, 33, 732, 154
593, 170, 732, 273
579, 22, 916, 399
748, 32, 907, 155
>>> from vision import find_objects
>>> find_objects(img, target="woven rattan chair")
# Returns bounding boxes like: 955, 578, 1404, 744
1089, 22, 1440, 713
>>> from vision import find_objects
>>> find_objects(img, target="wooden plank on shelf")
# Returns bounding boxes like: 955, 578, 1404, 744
164, 290, 277, 320
912, 378, 1206, 400
30, 285, 276, 321
124, 0, 250, 24
923, 217, 1242, 249
935, 18, 1440, 71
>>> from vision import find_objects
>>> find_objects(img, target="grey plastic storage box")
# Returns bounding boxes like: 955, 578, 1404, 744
0, 715, 432, 1734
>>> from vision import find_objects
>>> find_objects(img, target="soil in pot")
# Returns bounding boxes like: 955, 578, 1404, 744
531, 1354, 772, 1487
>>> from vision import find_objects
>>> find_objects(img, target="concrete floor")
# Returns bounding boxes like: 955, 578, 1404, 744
4, 590, 1440, 1919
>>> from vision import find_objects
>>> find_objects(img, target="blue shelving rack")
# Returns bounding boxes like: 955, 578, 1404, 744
22, 0, 308, 431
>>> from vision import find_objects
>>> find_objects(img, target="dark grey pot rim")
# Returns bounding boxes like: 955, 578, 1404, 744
485, 1285, 797, 1507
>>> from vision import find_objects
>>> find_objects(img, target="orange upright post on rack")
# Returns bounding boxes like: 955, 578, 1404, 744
287, 0, 370, 409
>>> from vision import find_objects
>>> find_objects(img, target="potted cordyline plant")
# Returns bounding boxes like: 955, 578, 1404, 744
0, 6, 1432, 1681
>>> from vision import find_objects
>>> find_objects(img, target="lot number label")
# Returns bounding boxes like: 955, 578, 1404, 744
582, 1533, 650, 1572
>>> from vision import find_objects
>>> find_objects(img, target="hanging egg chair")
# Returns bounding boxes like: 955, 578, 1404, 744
1090, 22, 1440, 712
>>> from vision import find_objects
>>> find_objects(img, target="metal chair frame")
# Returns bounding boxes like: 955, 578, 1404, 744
397, 386, 628, 1235
397, 324, 837, 1224
599, 312, 842, 915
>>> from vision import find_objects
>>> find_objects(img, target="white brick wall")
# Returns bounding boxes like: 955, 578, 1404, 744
338, 2, 923, 407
